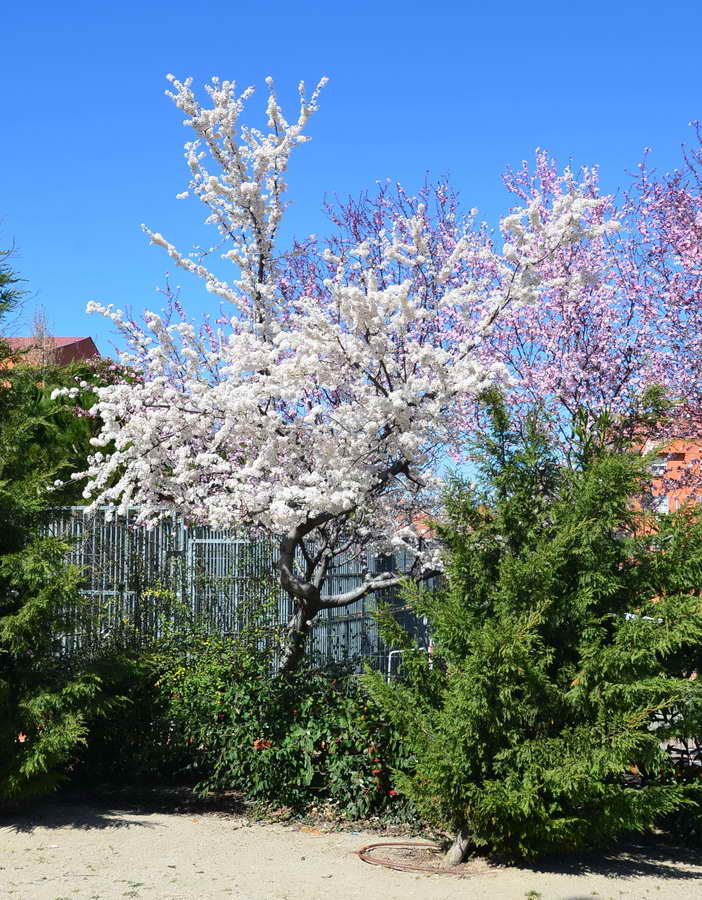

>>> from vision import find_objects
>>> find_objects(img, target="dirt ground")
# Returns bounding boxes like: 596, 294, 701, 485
1, 795, 702, 900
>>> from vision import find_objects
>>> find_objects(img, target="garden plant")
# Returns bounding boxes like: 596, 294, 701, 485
74, 591, 416, 822
366, 397, 702, 863
0, 259, 120, 803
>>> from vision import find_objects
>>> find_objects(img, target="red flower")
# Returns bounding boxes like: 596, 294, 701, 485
372, 768, 381, 775
387, 789, 397, 797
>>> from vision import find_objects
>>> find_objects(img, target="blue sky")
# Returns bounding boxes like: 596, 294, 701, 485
2, 0, 702, 355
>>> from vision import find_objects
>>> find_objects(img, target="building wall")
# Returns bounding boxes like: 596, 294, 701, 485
648, 439, 702, 513
3, 336, 99, 367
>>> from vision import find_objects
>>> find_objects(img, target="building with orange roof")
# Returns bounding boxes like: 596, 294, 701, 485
4, 336, 99, 367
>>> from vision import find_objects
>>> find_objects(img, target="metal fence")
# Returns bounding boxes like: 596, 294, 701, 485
49, 508, 430, 672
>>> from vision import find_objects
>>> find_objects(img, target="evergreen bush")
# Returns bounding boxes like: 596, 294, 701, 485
365, 400, 702, 861
0, 270, 134, 804
146, 601, 414, 818
0, 369, 108, 802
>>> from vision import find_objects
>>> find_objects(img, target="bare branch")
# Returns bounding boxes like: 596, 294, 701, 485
318, 572, 401, 610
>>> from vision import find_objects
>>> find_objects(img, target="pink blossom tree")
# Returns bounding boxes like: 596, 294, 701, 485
618, 130, 702, 440
78, 75, 616, 671
304, 137, 702, 501
510, 135, 702, 432
485, 152, 655, 447
395, 144, 702, 468
480, 138, 702, 500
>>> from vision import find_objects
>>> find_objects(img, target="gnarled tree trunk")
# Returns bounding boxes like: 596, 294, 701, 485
276, 517, 404, 676
279, 598, 318, 675
443, 827, 471, 867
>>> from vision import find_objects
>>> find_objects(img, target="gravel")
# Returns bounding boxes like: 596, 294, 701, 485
1, 797, 701, 900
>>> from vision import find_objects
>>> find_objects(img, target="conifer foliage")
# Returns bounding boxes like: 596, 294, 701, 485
366, 399, 702, 862
0, 268, 116, 803
0, 247, 24, 322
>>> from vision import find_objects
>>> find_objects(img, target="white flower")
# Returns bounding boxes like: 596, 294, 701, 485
79, 72, 614, 616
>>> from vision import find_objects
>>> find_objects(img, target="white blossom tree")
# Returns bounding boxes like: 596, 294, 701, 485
78, 75, 616, 672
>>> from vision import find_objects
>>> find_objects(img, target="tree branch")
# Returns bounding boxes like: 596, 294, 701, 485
318, 572, 401, 610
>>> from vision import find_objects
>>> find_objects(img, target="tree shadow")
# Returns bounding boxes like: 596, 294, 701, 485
520, 835, 702, 883
0, 786, 247, 835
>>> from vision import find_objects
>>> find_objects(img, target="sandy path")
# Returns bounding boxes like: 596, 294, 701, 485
1, 799, 701, 900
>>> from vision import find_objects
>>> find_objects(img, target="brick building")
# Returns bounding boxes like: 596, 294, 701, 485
646, 438, 702, 513
4, 336, 100, 367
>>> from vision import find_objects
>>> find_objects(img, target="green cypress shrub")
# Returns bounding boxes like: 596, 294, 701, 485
0, 292, 123, 803
365, 401, 702, 861
0, 432, 109, 801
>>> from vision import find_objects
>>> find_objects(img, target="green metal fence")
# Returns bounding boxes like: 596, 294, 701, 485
49, 507, 429, 672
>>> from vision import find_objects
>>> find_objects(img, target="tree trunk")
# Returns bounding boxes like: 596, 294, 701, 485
279, 601, 316, 675
443, 827, 471, 867
276, 526, 324, 676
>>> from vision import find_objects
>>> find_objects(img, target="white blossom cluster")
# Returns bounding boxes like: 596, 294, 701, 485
80, 76, 615, 576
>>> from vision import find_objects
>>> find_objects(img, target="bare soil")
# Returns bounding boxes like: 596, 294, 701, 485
1, 791, 701, 900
